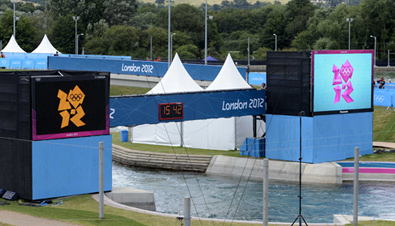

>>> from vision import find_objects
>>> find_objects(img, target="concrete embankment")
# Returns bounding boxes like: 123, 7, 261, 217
112, 144, 212, 172
206, 155, 343, 184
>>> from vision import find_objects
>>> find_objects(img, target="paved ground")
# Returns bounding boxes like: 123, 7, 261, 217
0, 210, 77, 226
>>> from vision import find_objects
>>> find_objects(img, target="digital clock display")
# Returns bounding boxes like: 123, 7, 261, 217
159, 102, 184, 121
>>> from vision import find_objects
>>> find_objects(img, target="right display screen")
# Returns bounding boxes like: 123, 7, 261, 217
312, 50, 374, 114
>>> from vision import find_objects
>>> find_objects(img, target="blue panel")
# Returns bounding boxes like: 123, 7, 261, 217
312, 112, 373, 163
22, 58, 35, 69
240, 137, 264, 157
48, 57, 247, 81
110, 89, 265, 127
35, 59, 48, 69
0, 58, 9, 68
32, 135, 112, 200
248, 72, 266, 85
265, 115, 314, 162
9, 58, 22, 69
373, 90, 392, 107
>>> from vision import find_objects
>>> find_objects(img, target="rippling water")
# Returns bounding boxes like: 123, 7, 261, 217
112, 162, 395, 223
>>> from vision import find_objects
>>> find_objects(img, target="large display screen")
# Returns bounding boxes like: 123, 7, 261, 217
312, 50, 373, 114
32, 75, 109, 140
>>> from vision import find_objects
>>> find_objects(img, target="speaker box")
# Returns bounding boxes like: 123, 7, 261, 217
0, 189, 5, 197
2, 190, 18, 201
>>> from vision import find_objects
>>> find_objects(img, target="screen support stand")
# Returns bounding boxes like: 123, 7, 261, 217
292, 111, 308, 226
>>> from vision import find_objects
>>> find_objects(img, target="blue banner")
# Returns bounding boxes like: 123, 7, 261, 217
10, 59, 22, 69
374, 90, 392, 107
48, 57, 247, 81
110, 89, 265, 127
0, 58, 8, 68
248, 72, 266, 85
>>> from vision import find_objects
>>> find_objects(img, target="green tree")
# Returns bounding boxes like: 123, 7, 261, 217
360, 0, 395, 60
103, 25, 140, 55
51, 15, 77, 53
0, 10, 37, 52
260, 8, 286, 50
284, 0, 316, 46
48, 0, 105, 29
103, 0, 138, 26
175, 44, 199, 59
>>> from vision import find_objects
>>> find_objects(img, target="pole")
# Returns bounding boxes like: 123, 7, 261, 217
263, 158, 269, 226
150, 36, 153, 60
388, 50, 390, 67
348, 21, 351, 50
75, 19, 77, 54
168, 0, 171, 68
184, 197, 191, 226
99, 142, 104, 219
247, 37, 250, 67
353, 147, 359, 226
374, 37, 377, 67
291, 111, 307, 226
204, 0, 207, 65
13, 1, 15, 38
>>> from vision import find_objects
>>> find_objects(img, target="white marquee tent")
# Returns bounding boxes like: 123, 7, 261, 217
2, 35, 26, 53
32, 34, 60, 54
183, 53, 265, 150
131, 53, 204, 146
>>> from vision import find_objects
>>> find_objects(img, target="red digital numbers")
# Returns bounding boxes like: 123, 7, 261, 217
159, 103, 183, 120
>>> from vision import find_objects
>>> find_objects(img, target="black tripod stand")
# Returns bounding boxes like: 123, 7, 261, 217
291, 111, 308, 226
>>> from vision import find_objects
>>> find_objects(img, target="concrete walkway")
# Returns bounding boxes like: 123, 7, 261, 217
373, 141, 395, 149
0, 210, 77, 226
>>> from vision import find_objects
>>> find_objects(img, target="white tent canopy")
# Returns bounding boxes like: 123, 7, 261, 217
2, 35, 26, 53
147, 53, 203, 94
132, 53, 204, 146
32, 34, 60, 54
183, 53, 265, 150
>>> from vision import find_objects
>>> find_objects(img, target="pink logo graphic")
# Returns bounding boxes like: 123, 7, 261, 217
332, 60, 354, 104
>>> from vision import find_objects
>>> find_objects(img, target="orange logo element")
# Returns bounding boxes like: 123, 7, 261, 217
58, 85, 86, 128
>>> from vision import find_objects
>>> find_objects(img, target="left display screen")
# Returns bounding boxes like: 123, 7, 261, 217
32, 76, 109, 140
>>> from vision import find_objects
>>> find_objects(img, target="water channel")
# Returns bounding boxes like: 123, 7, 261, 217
112, 162, 395, 223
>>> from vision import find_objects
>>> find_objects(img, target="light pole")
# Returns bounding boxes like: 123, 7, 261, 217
370, 35, 377, 67
205, 0, 207, 65
168, 0, 171, 67
72, 16, 80, 55
273, 34, 277, 51
171, 33, 176, 61
10, 0, 15, 38
346, 18, 353, 50
77, 33, 83, 55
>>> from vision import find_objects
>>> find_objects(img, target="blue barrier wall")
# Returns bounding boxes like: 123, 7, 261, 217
374, 90, 392, 107
32, 135, 112, 200
266, 112, 373, 163
110, 89, 265, 127
48, 56, 247, 81
248, 72, 266, 85
1, 53, 51, 69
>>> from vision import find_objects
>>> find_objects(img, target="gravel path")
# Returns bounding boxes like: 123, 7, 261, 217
0, 210, 78, 226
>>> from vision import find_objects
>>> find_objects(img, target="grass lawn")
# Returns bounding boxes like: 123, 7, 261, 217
110, 85, 150, 96
373, 106, 395, 142
0, 195, 286, 226
112, 131, 242, 157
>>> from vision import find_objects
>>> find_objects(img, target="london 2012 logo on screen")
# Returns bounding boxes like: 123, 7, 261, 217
57, 85, 86, 129
332, 60, 354, 104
